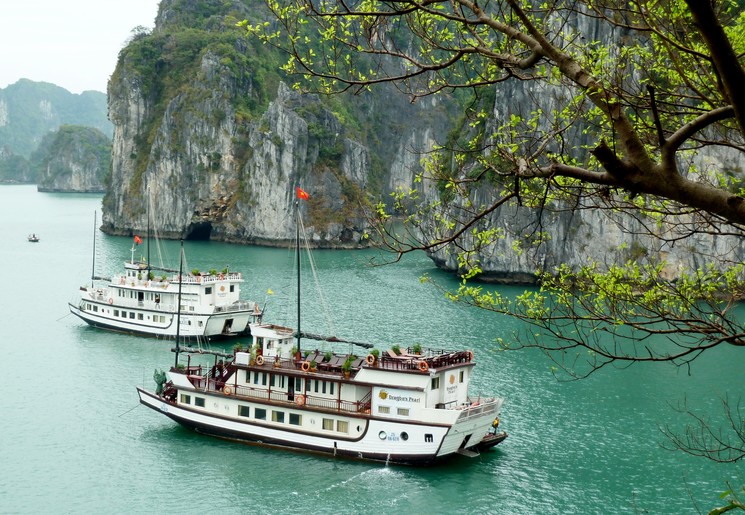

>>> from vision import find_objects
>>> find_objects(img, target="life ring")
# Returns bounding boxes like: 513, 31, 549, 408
256, 355, 265, 366
218, 273, 224, 280
301, 360, 311, 372
365, 354, 375, 365
295, 394, 305, 406
224, 385, 233, 395
466, 350, 474, 362
108, 298, 113, 305
418, 360, 429, 373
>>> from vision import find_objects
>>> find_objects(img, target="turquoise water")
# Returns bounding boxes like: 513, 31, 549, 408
0, 184, 742, 514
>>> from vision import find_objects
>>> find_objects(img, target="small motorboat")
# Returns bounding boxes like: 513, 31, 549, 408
28, 234, 40, 242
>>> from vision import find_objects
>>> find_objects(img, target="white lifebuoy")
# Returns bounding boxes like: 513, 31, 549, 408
218, 274, 224, 280
365, 354, 375, 365
301, 361, 310, 372
108, 298, 113, 305
418, 360, 429, 373
224, 385, 233, 395
295, 394, 305, 406
256, 355, 265, 366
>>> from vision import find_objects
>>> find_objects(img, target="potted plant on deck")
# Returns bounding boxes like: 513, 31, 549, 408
342, 357, 353, 379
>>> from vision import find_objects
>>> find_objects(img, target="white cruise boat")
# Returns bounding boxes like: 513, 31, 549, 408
137, 189, 506, 464
69, 240, 262, 341
137, 324, 506, 465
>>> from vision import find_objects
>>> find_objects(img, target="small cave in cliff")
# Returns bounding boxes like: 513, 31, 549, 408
185, 222, 212, 241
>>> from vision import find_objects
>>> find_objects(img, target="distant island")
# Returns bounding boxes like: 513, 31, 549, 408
0, 79, 111, 186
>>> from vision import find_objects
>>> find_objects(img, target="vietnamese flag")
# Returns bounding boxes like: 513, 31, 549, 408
296, 187, 309, 200
134, 235, 143, 245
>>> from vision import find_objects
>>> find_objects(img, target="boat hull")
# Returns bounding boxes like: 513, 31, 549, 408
69, 301, 252, 341
137, 387, 502, 465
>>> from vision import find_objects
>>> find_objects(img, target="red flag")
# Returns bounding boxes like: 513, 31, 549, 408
296, 187, 309, 200
134, 235, 143, 245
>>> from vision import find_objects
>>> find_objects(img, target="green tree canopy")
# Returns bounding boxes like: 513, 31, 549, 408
244, 0, 745, 487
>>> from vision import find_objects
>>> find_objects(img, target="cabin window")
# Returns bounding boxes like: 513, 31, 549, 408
245, 371, 251, 384
121, 311, 127, 318
336, 420, 349, 434
459, 370, 464, 383
253, 372, 260, 385
255, 408, 266, 420
322, 418, 334, 431
92, 306, 98, 312
129, 312, 135, 319
397, 408, 410, 417
272, 411, 285, 423
329, 382, 334, 395
137, 313, 143, 320
262, 373, 267, 386
321, 381, 327, 395
114, 310, 120, 317
425, 434, 434, 443
400, 432, 409, 441
195, 397, 205, 407
295, 378, 303, 391
180, 394, 191, 404
431, 377, 440, 390
239, 405, 250, 417
289, 413, 301, 426
278, 375, 286, 388
378, 406, 390, 414
205, 287, 212, 294
230, 285, 235, 292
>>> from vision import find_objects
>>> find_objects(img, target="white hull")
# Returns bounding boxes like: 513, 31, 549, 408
69, 301, 253, 340
137, 386, 501, 464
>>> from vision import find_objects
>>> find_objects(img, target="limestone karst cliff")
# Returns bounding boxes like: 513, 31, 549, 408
102, 0, 456, 247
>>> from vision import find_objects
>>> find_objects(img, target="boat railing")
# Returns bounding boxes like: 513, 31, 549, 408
215, 383, 363, 413
375, 349, 474, 372
455, 397, 501, 421
214, 301, 252, 314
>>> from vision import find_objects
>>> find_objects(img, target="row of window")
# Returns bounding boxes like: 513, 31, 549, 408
180, 394, 349, 433
378, 406, 410, 417
248, 371, 336, 396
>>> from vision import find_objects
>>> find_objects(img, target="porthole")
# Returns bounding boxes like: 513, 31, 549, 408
400, 432, 409, 441
378, 431, 387, 440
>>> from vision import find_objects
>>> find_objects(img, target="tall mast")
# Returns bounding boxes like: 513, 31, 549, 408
146, 192, 151, 277
91, 210, 97, 287
296, 198, 301, 356
174, 240, 184, 369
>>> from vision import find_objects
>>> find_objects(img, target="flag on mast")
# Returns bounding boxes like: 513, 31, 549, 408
296, 187, 309, 200
134, 235, 143, 245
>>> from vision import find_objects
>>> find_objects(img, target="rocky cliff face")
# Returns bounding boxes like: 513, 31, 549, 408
103, 0, 455, 247
423, 13, 745, 282
35, 125, 110, 193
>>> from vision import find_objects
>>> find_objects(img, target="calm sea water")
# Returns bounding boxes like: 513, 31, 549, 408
0, 185, 742, 514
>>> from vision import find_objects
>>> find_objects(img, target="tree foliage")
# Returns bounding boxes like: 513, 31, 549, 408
244, 0, 745, 477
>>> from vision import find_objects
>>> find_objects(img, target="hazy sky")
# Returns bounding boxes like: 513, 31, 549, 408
1, 0, 161, 94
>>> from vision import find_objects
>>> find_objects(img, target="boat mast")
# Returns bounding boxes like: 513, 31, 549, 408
146, 192, 151, 277
174, 240, 184, 368
91, 211, 97, 287
296, 197, 301, 356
